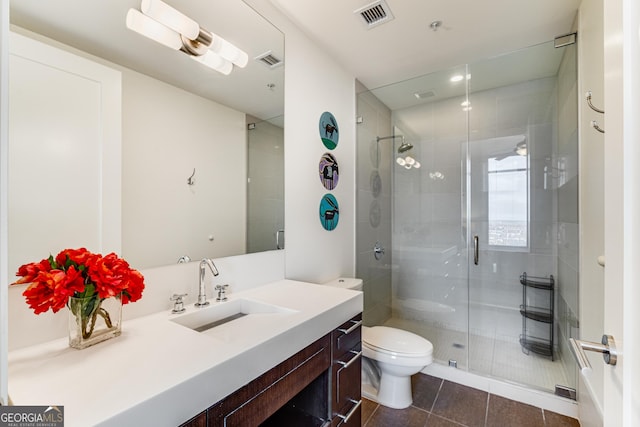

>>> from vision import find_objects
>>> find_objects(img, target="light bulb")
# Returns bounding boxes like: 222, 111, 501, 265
414, 161, 421, 169
192, 51, 233, 75
405, 156, 415, 166
210, 34, 249, 68
396, 157, 406, 166
126, 9, 183, 50
141, 0, 200, 40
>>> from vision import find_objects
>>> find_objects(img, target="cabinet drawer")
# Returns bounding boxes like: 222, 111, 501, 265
331, 399, 361, 427
335, 349, 361, 413
332, 314, 362, 359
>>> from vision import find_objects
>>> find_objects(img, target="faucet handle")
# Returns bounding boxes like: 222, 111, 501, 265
215, 284, 229, 302
170, 293, 188, 313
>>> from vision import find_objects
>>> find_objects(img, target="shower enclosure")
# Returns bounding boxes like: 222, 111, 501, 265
356, 39, 578, 395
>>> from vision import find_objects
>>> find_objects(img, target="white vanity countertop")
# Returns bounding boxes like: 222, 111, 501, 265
8, 280, 363, 427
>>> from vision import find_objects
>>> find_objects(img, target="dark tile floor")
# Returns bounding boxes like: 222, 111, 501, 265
362, 374, 580, 427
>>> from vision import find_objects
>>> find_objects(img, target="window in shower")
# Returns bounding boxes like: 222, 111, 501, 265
487, 154, 528, 248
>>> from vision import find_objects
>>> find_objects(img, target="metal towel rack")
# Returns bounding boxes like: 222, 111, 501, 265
569, 334, 617, 372
586, 91, 605, 133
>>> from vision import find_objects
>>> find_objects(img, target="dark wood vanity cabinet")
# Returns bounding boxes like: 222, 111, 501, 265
330, 314, 362, 427
179, 314, 362, 427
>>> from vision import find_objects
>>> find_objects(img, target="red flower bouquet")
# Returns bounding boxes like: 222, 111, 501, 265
13, 248, 145, 348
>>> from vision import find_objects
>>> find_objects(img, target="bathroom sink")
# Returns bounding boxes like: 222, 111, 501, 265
170, 298, 296, 333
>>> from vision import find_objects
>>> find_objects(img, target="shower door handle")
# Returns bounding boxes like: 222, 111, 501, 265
569, 334, 617, 372
473, 235, 479, 265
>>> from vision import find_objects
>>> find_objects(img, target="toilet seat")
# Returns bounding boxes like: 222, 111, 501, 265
363, 326, 433, 357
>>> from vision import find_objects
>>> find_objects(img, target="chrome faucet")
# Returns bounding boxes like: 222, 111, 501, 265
195, 258, 219, 307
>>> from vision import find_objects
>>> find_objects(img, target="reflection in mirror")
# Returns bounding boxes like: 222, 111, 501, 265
247, 116, 285, 253
8, 0, 284, 272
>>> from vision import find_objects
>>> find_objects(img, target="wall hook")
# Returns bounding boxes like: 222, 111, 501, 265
586, 91, 604, 114
591, 120, 605, 134
187, 168, 196, 185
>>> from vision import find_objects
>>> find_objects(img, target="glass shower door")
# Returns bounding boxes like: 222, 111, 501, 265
385, 65, 471, 369
467, 40, 579, 393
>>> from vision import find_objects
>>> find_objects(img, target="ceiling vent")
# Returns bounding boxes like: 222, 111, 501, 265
354, 0, 395, 29
414, 90, 436, 100
254, 51, 284, 69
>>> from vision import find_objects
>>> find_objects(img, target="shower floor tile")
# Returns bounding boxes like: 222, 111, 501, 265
382, 316, 569, 392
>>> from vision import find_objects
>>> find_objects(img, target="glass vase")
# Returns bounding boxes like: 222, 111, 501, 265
68, 295, 122, 349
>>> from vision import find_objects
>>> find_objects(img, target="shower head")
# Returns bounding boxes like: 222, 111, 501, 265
376, 134, 412, 152
397, 142, 413, 153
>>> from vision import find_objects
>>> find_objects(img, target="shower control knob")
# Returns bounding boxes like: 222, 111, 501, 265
373, 242, 385, 260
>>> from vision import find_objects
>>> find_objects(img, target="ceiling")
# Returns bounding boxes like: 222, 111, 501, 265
9, 0, 582, 122
270, 0, 581, 91
10, 0, 285, 121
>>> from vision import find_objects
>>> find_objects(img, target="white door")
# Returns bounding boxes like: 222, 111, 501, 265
602, 0, 640, 425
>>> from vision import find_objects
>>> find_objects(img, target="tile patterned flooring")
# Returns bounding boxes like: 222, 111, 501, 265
362, 374, 580, 427
383, 317, 570, 391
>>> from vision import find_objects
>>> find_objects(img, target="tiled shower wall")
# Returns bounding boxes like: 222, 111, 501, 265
356, 80, 393, 326
391, 76, 560, 343
392, 92, 469, 333
466, 76, 558, 343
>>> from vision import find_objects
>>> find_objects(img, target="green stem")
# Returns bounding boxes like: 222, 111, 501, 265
79, 299, 114, 339
81, 299, 101, 339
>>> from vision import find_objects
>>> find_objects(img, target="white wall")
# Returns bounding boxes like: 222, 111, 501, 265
283, 29, 356, 283
122, 69, 247, 268
246, 0, 357, 283
8, 30, 122, 278
577, 0, 606, 423
0, 0, 9, 407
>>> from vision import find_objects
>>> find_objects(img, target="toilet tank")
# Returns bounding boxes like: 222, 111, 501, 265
322, 277, 363, 291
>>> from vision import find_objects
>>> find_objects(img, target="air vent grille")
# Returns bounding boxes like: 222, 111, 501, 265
361, 5, 386, 24
254, 51, 283, 69
354, 0, 395, 29
414, 90, 436, 100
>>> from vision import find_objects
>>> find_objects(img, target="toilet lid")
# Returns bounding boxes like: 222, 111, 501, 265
363, 326, 433, 355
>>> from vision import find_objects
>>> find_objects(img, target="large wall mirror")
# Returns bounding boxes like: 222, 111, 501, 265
8, 0, 284, 273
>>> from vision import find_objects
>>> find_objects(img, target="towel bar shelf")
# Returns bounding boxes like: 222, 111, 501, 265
520, 273, 554, 360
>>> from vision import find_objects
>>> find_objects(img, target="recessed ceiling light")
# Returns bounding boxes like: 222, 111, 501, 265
450, 74, 471, 83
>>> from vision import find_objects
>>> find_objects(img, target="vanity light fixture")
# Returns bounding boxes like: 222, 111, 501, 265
126, 0, 248, 75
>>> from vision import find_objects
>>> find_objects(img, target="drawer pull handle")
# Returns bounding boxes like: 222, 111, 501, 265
338, 399, 362, 424
337, 320, 362, 335
337, 350, 362, 369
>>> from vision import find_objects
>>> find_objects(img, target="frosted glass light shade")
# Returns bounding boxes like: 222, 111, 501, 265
210, 34, 249, 68
141, 0, 200, 40
192, 51, 233, 75
126, 9, 182, 50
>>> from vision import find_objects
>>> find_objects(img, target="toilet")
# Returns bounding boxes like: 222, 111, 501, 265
322, 278, 434, 409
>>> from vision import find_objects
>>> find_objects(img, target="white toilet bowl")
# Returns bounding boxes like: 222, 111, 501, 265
319, 278, 434, 409
362, 326, 433, 409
